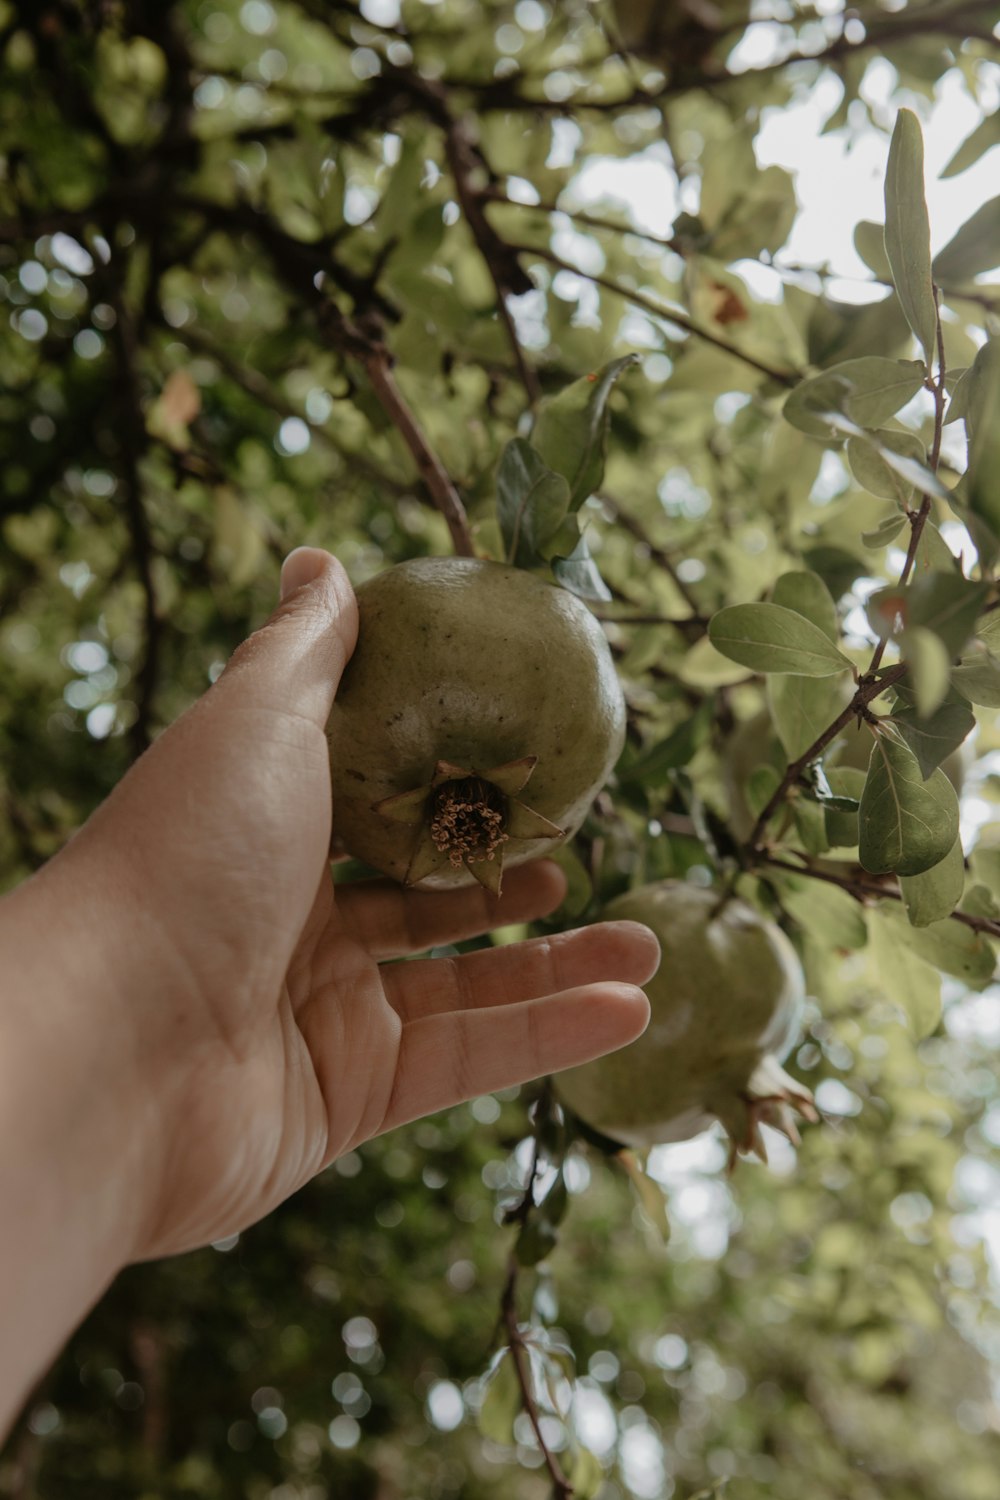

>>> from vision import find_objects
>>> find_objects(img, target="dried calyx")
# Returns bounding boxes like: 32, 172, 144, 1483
374, 756, 564, 895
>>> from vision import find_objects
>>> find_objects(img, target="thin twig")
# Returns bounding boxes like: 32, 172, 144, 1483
509, 243, 801, 386
868, 289, 947, 674
483, 187, 683, 257
360, 346, 475, 556
748, 666, 908, 852
599, 495, 704, 616
168, 325, 412, 496
498, 1104, 573, 1500
436, 106, 541, 406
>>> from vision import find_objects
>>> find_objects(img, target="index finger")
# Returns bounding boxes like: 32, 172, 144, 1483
333, 859, 567, 959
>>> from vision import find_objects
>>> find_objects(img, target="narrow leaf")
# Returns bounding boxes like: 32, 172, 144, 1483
933, 196, 1000, 285
941, 114, 1000, 179
883, 109, 937, 366
708, 603, 852, 676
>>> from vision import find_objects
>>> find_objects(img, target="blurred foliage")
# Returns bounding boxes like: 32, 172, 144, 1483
4, 0, 1000, 1496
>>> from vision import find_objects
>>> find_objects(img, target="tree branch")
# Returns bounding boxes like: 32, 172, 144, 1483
510, 243, 801, 386
598, 495, 705, 619
359, 343, 476, 556
748, 666, 908, 852
759, 854, 1000, 941
868, 289, 947, 675
430, 96, 541, 405
497, 1099, 573, 1500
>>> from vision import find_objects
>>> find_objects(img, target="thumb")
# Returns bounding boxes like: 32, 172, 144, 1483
215, 548, 359, 731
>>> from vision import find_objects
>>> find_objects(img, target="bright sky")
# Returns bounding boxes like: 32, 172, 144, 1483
572, 57, 1000, 304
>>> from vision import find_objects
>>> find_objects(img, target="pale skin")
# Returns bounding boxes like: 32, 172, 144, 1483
0, 547, 658, 1438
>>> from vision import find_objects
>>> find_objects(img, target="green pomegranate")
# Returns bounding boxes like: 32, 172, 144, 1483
555, 880, 816, 1161
326, 558, 626, 893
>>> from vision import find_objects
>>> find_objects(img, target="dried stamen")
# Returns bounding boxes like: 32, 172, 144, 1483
429, 777, 509, 869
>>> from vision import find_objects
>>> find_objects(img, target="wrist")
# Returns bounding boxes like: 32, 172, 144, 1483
0, 853, 156, 1434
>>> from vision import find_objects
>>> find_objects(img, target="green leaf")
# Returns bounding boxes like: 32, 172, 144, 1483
478, 1351, 521, 1445
533, 355, 638, 509
853, 219, 892, 281
904, 915, 996, 990
767, 673, 847, 760
747, 763, 782, 818
538, 1168, 569, 1230
793, 796, 829, 856
889, 687, 975, 778
868, 905, 942, 1037
550, 532, 611, 602
861, 511, 907, 549
847, 427, 926, 504
900, 838, 964, 928
964, 341, 1000, 546
859, 729, 959, 877
618, 1151, 670, 1242
883, 109, 937, 367
963, 885, 999, 920
941, 113, 1000, 179
771, 871, 867, 950
377, 135, 427, 239
868, 574, 989, 688
822, 766, 867, 847
770, 570, 838, 639
783, 357, 925, 439
814, 412, 951, 501
568, 1444, 606, 1500
624, 701, 712, 782
912, 520, 961, 578
515, 1217, 558, 1266
496, 438, 571, 566
933, 196, 1000, 284
708, 604, 852, 676
907, 573, 990, 656
902, 626, 950, 718
952, 642, 1000, 707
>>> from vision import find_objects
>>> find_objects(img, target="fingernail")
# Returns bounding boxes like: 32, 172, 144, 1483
280, 547, 329, 601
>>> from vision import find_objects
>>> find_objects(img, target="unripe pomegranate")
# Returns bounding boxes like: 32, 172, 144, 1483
554, 881, 815, 1161
326, 558, 626, 893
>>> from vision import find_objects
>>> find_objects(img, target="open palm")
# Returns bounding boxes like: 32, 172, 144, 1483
64, 551, 656, 1259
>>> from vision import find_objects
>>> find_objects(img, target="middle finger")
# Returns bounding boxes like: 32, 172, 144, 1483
380, 919, 660, 1023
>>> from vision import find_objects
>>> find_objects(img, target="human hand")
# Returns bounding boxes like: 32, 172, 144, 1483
5, 549, 657, 1278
